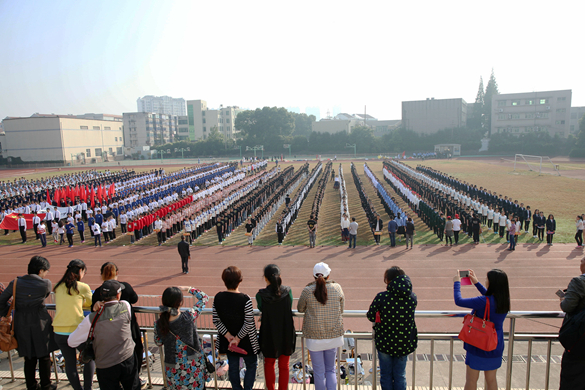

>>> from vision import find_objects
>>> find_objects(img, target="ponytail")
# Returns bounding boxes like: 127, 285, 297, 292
157, 287, 183, 337
314, 274, 328, 304
264, 264, 282, 297
54, 259, 86, 295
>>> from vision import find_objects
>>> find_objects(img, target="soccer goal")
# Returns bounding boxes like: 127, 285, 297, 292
513, 154, 560, 176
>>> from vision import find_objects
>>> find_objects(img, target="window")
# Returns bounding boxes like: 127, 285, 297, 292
178, 119, 188, 125
203, 118, 206, 123
511, 100, 520, 106
86, 149, 91, 157
105, 126, 111, 130
556, 108, 566, 113
117, 147, 123, 155
514, 128, 520, 133
80, 126, 88, 129
525, 99, 534, 105
561, 120, 565, 124
203, 127, 206, 132
525, 113, 534, 119
202, 111, 205, 116
115, 137, 118, 141
511, 114, 520, 119
95, 148, 102, 157
109, 148, 113, 153
558, 97, 567, 102
539, 99, 548, 104
525, 127, 532, 132
539, 112, 549, 118
497, 100, 506, 106
93, 126, 100, 130
498, 114, 505, 120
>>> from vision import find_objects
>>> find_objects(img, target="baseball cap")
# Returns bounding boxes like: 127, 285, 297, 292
313, 262, 331, 278
101, 280, 125, 299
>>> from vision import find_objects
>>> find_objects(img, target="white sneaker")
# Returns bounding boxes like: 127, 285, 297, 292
533, 235, 537, 238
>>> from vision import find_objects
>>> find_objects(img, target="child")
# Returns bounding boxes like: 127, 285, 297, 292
91, 221, 102, 247
65, 219, 75, 247
38, 220, 47, 247
77, 218, 85, 243
52, 220, 59, 243
58, 221, 65, 245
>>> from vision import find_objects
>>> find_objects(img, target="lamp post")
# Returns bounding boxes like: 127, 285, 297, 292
346, 143, 356, 158
246, 145, 264, 159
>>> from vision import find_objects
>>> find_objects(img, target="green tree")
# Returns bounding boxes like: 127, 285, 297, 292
468, 76, 485, 130
483, 69, 499, 136
235, 107, 295, 141
291, 112, 316, 136
569, 114, 585, 157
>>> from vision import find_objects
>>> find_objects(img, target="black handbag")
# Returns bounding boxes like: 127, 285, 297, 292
80, 306, 105, 364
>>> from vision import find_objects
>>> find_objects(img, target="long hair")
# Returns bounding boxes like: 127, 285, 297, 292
100, 262, 118, 281
157, 287, 183, 337
54, 259, 86, 295
314, 275, 328, 305
485, 269, 510, 314
264, 264, 282, 298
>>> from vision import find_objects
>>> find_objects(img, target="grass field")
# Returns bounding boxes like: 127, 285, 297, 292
1, 159, 582, 247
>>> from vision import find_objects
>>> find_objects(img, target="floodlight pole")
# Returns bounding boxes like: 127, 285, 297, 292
346, 143, 356, 157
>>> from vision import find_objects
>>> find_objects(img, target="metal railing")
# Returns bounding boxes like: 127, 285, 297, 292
2, 307, 565, 390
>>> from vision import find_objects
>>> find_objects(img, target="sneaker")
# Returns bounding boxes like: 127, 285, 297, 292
69, 245, 73, 248
533, 235, 537, 238
81, 241, 85, 243
576, 246, 582, 249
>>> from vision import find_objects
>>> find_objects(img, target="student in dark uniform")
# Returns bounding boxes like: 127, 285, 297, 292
216, 216, 224, 244
276, 217, 285, 245
177, 236, 190, 274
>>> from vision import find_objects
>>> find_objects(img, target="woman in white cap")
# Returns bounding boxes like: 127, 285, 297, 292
298, 262, 345, 390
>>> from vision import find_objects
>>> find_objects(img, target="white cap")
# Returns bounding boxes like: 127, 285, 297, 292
313, 262, 331, 278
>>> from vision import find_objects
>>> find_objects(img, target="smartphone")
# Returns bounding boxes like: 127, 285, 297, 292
459, 270, 470, 278
556, 289, 566, 298
459, 270, 472, 285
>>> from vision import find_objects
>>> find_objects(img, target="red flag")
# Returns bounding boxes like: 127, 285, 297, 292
0, 213, 47, 230
54, 187, 60, 205
82, 185, 87, 202
108, 183, 115, 199
74, 185, 79, 199
90, 186, 95, 208
46, 189, 51, 205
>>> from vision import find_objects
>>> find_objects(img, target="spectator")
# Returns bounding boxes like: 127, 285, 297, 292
454, 269, 510, 390
92, 262, 144, 386
256, 264, 296, 390
68, 280, 140, 390
53, 259, 94, 390
367, 266, 417, 390
348, 217, 358, 249
298, 262, 345, 390
405, 217, 415, 249
387, 217, 397, 248
559, 256, 585, 389
154, 286, 210, 390
213, 266, 259, 390
0, 256, 56, 390
546, 214, 556, 246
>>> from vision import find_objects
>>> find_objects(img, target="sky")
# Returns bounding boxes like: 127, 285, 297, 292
1, 0, 584, 121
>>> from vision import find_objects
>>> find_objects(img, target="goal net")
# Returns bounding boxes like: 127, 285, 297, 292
513, 154, 560, 175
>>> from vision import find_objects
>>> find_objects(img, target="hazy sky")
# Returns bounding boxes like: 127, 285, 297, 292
1, 0, 583, 121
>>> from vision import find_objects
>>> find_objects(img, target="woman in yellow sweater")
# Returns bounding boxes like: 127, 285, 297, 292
53, 259, 94, 390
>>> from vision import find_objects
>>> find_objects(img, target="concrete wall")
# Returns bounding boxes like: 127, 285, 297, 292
402, 98, 467, 134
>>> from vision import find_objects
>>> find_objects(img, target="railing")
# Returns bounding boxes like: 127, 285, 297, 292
2, 307, 565, 390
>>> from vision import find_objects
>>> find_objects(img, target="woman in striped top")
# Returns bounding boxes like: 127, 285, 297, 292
213, 266, 259, 390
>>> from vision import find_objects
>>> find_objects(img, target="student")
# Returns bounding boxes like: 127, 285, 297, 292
524, 206, 532, 234
65, 219, 75, 247
307, 214, 317, 248
349, 217, 359, 249
51, 220, 59, 243
546, 214, 556, 246
537, 211, 546, 242
532, 209, 540, 238
77, 217, 85, 243
487, 206, 494, 231
405, 217, 415, 249
38, 220, 47, 247
92, 220, 102, 247
18, 213, 27, 243
101, 219, 110, 243
452, 214, 462, 245
275, 217, 285, 245
575, 216, 583, 248
58, 220, 66, 245
508, 217, 517, 251
120, 210, 127, 233
492, 209, 500, 235
372, 214, 383, 245
498, 211, 507, 239
245, 217, 255, 246
444, 216, 454, 246
33, 212, 41, 240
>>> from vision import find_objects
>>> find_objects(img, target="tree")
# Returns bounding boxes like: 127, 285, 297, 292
468, 76, 485, 130
569, 114, 585, 157
235, 107, 295, 141
291, 112, 315, 136
483, 69, 499, 136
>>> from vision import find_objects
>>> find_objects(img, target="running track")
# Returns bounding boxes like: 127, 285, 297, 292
0, 242, 579, 333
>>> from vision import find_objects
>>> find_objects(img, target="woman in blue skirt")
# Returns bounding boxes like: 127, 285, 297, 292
454, 269, 510, 390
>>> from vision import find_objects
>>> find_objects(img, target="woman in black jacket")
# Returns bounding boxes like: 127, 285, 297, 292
0, 256, 56, 390
367, 266, 417, 390
256, 264, 295, 390
546, 214, 556, 246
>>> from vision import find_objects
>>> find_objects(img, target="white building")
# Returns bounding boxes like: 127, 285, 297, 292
123, 112, 177, 148
186, 100, 243, 141
137, 95, 186, 117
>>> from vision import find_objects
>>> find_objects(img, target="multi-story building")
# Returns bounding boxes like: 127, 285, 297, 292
402, 98, 467, 134
2, 114, 124, 162
491, 90, 572, 137
123, 112, 177, 148
137, 95, 186, 117
186, 100, 243, 141
570, 107, 585, 135
176, 115, 190, 141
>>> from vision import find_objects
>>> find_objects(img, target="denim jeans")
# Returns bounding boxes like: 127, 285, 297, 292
509, 234, 516, 250
309, 348, 337, 390
378, 352, 408, 390
388, 232, 396, 247
227, 352, 257, 390
349, 234, 356, 248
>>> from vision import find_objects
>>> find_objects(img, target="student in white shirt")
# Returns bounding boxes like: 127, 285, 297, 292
38, 221, 47, 247
119, 211, 127, 233
52, 221, 59, 243
108, 216, 117, 240
487, 206, 494, 231
101, 220, 110, 243
91, 222, 102, 247
32, 213, 41, 240
18, 213, 27, 243
452, 214, 462, 245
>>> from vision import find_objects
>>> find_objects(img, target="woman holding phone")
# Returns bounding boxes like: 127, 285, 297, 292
453, 269, 510, 390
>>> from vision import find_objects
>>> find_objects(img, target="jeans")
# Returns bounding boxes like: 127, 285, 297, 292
349, 234, 356, 248
509, 234, 516, 250
405, 234, 413, 248
309, 348, 337, 390
40, 234, 46, 247
55, 333, 95, 390
378, 352, 408, 390
227, 352, 258, 390
309, 231, 317, 247
94, 234, 101, 246
388, 232, 396, 247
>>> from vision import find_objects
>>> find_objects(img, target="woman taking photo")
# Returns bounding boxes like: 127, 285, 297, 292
52, 259, 94, 390
298, 262, 345, 390
256, 264, 295, 390
91, 262, 143, 379
367, 266, 417, 390
154, 285, 210, 390
213, 266, 259, 390
546, 214, 556, 246
454, 269, 510, 390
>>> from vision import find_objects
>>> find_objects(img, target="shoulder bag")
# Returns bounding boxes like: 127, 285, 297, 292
458, 296, 498, 351
0, 279, 18, 351
80, 305, 105, 363
169, 330, 215, 373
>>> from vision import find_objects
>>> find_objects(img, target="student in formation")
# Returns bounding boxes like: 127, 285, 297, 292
76, 217, 85, 243
492, 209, 500, 236
65, 218, 75, 247
245, 217, 255, 246
101, 218, 110, 243
487, 205, 494, 231
18, 213, 27, 243
32, 212, 41, 240
38, 220, 47, 247
452, 214, 462, 245
92, 220, 102, 247
51, 220, 59, 243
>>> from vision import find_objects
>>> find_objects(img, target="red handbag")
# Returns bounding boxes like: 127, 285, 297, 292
458, 297, 498, 351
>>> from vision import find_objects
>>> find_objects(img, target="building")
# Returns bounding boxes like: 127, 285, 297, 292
76, 113, 123, 122
186, 100, 243, 141
176, 115, 189, 141
491, 90, 572, 137
370, 120, 402, 137
570, 107, 585, 135
312, 117, 365, 134
1, 114, 124, 162
402, 98, 467, 134
137, 95, 186, 117
305, 107, 321, 121
123, 112, 177, 148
